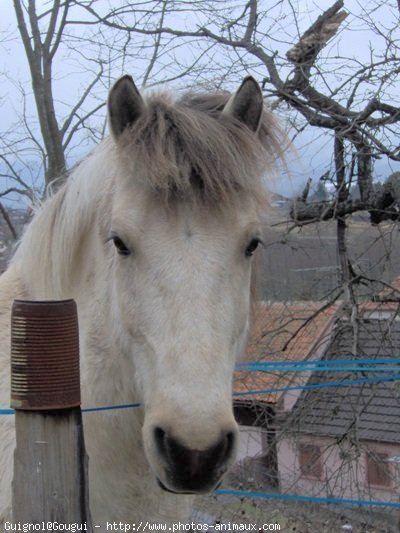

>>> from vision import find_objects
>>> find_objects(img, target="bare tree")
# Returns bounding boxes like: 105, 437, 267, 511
11, 0, 106, 186
78, 0, 399, 220
1, 0, 217, 207
13, 0, 67, 183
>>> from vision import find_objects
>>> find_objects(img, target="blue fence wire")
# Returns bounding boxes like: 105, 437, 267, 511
215, 489, 400, 509
237, 358, 400, 372
234, 374, 400, 396
239, 358, 400, 366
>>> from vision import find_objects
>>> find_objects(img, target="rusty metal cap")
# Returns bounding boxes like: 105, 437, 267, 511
10, 299, 81, 410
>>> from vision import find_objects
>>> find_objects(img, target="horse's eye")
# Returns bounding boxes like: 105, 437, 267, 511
112, 235, 131, 256
245, 238, 261, 257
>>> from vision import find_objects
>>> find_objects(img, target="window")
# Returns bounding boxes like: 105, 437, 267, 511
298, 443, 323, 480
366, 452, 391, 487
364, 310, 400, 321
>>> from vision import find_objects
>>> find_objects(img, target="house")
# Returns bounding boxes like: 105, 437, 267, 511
277, 318, 400, 525
230, 301, 340, 488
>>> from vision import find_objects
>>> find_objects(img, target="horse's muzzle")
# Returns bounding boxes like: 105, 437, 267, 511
153, 426, 236, 494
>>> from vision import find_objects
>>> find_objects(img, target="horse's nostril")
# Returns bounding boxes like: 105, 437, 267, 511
225, 431, 235, 456
154, 426, 167, 454
212, 430, 236, 467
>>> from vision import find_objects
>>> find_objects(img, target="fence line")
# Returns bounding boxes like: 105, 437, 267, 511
215, 489, 400, 509
4, 360, 400, 512
1, 373, 399, 414
237, 358, 400, 372
234, 374, 400, 396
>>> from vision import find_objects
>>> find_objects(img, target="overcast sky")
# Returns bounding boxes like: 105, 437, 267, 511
0, 0, 399, 202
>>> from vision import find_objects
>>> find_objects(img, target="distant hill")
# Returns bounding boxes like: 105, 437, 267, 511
0, 208, 31, 272
259, 217, 400, 301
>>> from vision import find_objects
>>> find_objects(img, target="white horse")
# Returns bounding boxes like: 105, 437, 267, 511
0, 75, 282, 527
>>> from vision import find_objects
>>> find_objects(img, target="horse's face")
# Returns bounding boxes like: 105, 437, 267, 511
107, 76, 265, 494
110, 193, 260, 493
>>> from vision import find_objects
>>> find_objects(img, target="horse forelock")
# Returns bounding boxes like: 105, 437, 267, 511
115, 91, 284, 207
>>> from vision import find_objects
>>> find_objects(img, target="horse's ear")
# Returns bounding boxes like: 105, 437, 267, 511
222, 76, 263, 132
108, 75, 146, 137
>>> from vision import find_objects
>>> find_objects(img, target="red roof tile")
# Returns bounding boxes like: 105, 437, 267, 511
234, 301, 340, 404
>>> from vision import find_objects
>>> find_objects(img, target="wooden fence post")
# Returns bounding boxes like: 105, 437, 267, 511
10, 299, 92, 531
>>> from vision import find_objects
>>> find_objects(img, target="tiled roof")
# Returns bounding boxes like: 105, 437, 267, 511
361, 301, 400, 313
287, 319, 400, 444
375, 276, 400, 301
234, 301, 339, 404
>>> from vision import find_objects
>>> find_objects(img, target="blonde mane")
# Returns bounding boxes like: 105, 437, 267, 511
13, 140, 114, 298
